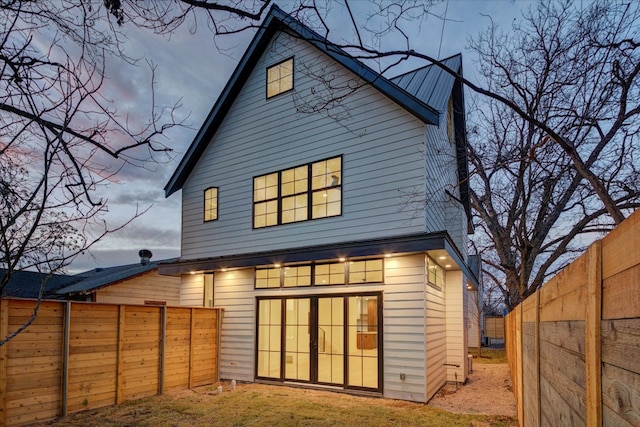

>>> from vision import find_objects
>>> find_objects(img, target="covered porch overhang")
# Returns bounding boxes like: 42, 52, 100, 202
158, 232, 479, 287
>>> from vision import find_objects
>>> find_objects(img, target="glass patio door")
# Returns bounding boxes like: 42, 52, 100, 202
257, 294, 380, 391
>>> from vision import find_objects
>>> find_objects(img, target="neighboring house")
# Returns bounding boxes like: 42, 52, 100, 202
158, 5, 478, 403
0, 269, 77, 299
56, 250, 181, 306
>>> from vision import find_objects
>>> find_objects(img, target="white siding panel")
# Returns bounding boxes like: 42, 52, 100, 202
214, 269, 255, 382
383, 254, 427, 402
180, 32, 428, 260
180, 274, 204, 307
424, 115, 468, 257
444, 270, 467, 383
425, 258, 447, 400
467, 289, 482, 348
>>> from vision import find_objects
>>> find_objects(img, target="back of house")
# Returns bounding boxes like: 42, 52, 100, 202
160, 5, 477, 403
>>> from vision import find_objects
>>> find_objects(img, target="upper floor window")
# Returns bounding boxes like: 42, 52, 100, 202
267, 58, 293, 98
253, 156, 342, 229
204, 187, 218, 222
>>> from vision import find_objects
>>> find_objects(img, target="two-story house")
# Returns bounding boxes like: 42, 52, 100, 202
159, 5, 478, 403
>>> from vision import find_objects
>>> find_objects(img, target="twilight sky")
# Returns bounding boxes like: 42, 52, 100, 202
68, 0, 535, 273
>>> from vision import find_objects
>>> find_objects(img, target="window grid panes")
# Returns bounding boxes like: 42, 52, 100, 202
255, 258, 383, 289
253, 156, 341, 229
256, 267, 282, 289
267, 58, 293, 98
315, 263, 345, 286
254, 172, 279, 228
427, 256, 445, 289
204, 187, 218, 222
283, 266, 312, 287
311, 157, 342, 220
348, 259, 383, 284
257, 299, 282, 379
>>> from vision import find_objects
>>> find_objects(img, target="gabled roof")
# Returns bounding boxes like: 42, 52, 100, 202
55, 258, 177, 296
1, 269, 78, 299
165, 4, 444, 197
393, 54, 473, 232
391, 54, 462, 113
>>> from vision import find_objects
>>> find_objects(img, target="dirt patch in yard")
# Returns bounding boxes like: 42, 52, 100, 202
429, 362, 517, 417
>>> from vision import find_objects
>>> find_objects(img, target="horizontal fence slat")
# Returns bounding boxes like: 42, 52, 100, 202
506, 209, 640, 427
0, 299, 220, 426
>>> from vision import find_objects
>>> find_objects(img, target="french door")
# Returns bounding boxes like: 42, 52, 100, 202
256, 293, 381, 391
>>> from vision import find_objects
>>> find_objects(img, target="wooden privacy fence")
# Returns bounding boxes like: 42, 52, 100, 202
505, 210, 640, 427
484, 316, 505, 339
0, 299, 221, 426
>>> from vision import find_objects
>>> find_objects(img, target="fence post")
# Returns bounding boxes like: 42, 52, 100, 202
0, 299, 8, 427
189, 308, 195, 388
585, 241, 602, 426
517, 304, 524, 427
534, 290, 541, 427
116, 305, 125, 404
159, 306, 166, 395
61, 301, 71, 417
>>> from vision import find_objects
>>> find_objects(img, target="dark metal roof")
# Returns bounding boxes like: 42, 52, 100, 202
164, 4, 442, 198
55, 258, 178, 296
1, 269, 78, 299
390, 54, 462, 113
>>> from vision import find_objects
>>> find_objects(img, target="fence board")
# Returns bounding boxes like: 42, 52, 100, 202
505, 209, 640, 427
0, 300, 220, 426
539, 339, 586, 417
602, 206, 640, 280
539, 253, 587, 322
601, 318, 640, 375
602, 263, 640, 320
484, 316, 505, 339
539, 375, 585, 427
601, 362, 640, 426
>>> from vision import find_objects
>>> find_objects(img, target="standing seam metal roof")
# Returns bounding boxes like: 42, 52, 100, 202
390, 54, 462, 113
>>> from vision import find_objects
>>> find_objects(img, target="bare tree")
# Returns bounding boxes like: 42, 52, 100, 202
467, 1, 640, 308
0, 1, 186, 344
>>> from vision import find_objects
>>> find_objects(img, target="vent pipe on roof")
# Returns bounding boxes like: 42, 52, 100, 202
139, 249, 153, 266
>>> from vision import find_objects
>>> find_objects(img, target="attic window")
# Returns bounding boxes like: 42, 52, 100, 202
267, 58, 293, 98
447, 97, 455, 144
204, 187, 218, 222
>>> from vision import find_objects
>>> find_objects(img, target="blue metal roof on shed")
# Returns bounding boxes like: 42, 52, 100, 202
55, 258, 177, 296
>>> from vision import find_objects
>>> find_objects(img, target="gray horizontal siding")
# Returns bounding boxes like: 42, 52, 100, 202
425, 270, 447, 400
180, 32, 428, 260
215, 269, 256, 382
383, 254, 427, 402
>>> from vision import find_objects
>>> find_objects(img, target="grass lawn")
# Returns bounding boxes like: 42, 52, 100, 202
470, 347, 508, 364
35, 383, 517, 427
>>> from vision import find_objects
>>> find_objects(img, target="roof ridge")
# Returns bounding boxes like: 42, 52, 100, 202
164, 5, 442, 197
390, 53, 462, 81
